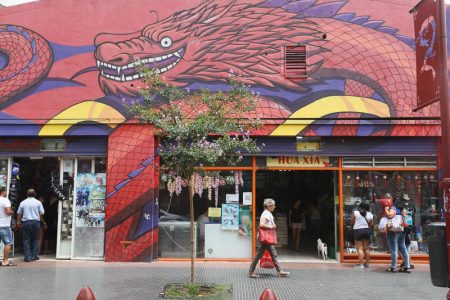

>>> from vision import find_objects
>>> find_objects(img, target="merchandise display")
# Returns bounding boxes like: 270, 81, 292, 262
343, 171, 439, 255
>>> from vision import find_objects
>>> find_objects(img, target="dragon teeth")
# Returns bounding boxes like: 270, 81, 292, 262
99, 48, 184, 81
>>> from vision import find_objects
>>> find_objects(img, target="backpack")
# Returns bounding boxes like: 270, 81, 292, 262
402, 208, 413, 227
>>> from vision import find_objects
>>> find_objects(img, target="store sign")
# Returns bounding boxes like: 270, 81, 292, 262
266, 156, 330, 168
296, 141, 321, 151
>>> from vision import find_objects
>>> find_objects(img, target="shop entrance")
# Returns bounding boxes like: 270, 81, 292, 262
256, 170, 337, 261
12, 157, 60, 258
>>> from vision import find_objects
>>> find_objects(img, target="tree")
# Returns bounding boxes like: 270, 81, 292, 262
131, 68, 261, 284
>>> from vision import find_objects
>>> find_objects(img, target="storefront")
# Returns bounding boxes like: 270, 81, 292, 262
0, 137, 107, 260
158, 137, 438, 264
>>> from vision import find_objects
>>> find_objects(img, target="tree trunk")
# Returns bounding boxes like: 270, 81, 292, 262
188, 184, 195, 284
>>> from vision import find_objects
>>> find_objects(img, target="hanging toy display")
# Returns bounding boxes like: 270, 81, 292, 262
203, 176, 212, 201
406, 175, 412, 189
415, 174, 422, 209
51, 171, 66, 201
234, 171, 244, 195
345, 175, 352, 187
355, 176, 360, 187
363, 175, 369, 188
9, 162, 20, 210
166, 172, 241, 208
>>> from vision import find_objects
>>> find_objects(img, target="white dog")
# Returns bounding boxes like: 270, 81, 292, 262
317, 238, 327, 260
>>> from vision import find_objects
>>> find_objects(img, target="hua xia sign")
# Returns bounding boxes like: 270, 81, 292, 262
266, 156, 330, 168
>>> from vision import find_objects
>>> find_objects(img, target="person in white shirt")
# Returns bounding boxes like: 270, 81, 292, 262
0, 187, 15, 266
351, 202, 374, 269
17, 188, 45, 262
248, 198, 289, 278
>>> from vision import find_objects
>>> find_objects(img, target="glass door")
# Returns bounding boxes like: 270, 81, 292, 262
334, 170, 340, 262
71, 157, 106, 259
56, 158, 75, 259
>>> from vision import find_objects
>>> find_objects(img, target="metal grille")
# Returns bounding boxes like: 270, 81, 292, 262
343, 156, 437, 168
285, 45, 307, 78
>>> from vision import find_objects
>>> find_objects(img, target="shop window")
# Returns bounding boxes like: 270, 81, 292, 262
40, 139, 66, 151
77, 159, 92, 173
284, 45, 307, 78
158, 170, 253, 259
343, 170, 440, 255
343, 156, 437, 168
94, 157, 106, 173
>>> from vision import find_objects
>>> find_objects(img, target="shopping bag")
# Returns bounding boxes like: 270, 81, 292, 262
260, 250, 275, 269
258, 227, 278, 245
379, 215, 403, 233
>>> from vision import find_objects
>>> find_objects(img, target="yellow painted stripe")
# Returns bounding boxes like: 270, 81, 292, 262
270, 96, 391, 136
39, 101, 126, 136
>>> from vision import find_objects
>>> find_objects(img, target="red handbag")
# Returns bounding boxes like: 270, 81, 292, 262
258, 227, 278, 245
260, 250, 275, 269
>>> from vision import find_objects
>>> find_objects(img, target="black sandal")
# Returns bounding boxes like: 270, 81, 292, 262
386, 267, 397, 272
398, 267, 411, 273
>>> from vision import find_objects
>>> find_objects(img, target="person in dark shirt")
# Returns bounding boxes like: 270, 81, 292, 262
289, 199, 304, 252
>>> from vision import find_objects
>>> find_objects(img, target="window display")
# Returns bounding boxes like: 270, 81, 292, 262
343, 171, 440, 255
158, 170, 253, 258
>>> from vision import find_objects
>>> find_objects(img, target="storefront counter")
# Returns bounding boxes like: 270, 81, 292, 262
204, 224, 252, 258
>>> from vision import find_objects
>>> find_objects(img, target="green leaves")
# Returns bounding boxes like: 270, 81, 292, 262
130, 68, 261, 179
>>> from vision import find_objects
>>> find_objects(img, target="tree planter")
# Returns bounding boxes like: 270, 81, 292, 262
160, 283, 232, 300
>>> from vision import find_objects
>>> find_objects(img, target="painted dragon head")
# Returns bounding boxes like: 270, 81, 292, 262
94, 0, 326, 96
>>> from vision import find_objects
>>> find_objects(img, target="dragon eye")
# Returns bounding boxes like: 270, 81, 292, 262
160, 37, 172, 48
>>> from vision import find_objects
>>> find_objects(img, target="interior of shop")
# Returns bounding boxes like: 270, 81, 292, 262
255, 170, 336, 261
12, 157, 60, 258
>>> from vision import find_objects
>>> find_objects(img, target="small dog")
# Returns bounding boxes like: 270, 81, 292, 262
317, 238, 328, 260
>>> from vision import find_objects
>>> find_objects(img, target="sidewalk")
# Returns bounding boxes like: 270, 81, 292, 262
0, 259, 445, 300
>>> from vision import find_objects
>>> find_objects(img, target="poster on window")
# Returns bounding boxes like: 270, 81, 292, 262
75, 173, 106, 227
221, 203, 239, 230
239, 206, 252, 236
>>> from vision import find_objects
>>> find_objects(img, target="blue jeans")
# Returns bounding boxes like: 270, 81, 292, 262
22, 220, 40, 261
386, 231, 410, 269
0, 227, 12, 246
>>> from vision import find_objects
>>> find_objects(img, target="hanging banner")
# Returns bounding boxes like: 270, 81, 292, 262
411, 0, 441, 110
266, 156, 329, 168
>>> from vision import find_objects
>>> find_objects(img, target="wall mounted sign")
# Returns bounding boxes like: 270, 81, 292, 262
266, 156, 330, 168
226, 194, 239, 203
296, 141, 321, 151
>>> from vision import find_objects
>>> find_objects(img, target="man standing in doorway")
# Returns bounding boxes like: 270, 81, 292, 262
0, 187, 16, 266
17, 189, 45, 262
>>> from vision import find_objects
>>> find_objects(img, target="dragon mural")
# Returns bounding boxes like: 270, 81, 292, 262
0, 0, 445, 261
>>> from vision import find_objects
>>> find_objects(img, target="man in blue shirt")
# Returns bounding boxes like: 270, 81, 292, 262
17, 188, 45, 262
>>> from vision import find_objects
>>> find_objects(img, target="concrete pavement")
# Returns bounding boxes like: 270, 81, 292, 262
0, 259, 446, 299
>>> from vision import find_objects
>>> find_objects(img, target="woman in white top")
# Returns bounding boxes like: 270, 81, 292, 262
351, 202, 374, 269
248, 198, 289, 278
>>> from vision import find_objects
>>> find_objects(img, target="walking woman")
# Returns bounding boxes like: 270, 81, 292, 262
248, 198, 290, 278
352, 202, 373, 268
289, 199, 304, 252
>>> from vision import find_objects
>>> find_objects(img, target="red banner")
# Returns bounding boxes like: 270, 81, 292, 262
411, 0, 441, 110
